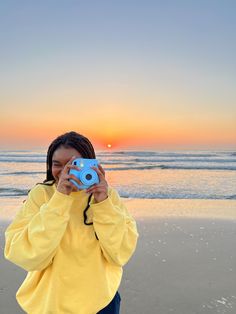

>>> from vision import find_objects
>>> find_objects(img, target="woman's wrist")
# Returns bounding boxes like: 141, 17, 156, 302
93, 193, 108, 203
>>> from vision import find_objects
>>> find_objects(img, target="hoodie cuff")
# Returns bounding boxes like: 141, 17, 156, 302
90, 196, 123, 223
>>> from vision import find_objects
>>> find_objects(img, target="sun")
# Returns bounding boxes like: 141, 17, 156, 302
107, 144, 112, 148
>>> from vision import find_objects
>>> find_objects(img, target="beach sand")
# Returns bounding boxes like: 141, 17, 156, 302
0, 199, 236, 314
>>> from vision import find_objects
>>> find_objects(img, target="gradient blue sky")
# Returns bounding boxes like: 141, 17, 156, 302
0, 0, 235, 149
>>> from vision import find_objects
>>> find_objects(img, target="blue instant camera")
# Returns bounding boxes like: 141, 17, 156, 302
69, 158, 99, 190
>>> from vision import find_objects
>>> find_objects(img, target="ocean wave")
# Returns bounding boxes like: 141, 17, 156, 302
1, 151, 235, 166
1, 171, 45, 176
119, 191, 236, 200
1, 164, 235, 173
98, 151, 159, 157
103, 165, 236, 171
1, 187, 235, 200
0, 187, 28, 197
158, 165, 236, 171
0, 159, 45, 163
103, 151, 218, 158
104, 165, 159, 171
0, 153, 45, 158
226, 195, 236, 200
131, 158, 236, 163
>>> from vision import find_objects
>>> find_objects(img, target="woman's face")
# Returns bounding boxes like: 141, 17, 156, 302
51, 146, 82, 184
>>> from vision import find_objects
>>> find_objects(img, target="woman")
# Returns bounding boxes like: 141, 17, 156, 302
4, 131, 138, 314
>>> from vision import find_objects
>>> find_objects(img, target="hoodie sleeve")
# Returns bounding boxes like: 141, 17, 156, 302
4, 185, 73, 272
91, 188, 139, 267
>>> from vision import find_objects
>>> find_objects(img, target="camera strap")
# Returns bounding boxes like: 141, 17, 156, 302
83, 194, 99, 240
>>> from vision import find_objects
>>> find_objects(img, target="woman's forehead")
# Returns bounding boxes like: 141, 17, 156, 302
52, 146, 81, 162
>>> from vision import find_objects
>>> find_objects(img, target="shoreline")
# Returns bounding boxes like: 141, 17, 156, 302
124, 198, 236, 220
1, 197, 236, 222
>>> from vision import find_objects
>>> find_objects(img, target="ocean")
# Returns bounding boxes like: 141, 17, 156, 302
0, 149, 235, 202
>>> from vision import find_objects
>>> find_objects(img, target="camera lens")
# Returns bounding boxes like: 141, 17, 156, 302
85, 174, 92, 181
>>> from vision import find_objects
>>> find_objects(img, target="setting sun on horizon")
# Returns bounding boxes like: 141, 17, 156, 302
0, 2, 235, 151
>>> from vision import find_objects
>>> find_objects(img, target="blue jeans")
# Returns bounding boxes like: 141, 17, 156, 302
97, 292, 121, 314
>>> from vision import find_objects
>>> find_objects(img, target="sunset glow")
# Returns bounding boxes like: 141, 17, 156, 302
0, 2, 235, 150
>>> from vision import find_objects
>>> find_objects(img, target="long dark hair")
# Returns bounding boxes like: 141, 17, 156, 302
42, 131, 97, 235
44, 131, 96, 183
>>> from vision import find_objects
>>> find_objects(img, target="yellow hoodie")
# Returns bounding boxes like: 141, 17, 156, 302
4, 183, 138, 314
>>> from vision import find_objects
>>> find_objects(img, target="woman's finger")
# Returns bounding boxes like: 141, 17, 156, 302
98, 164, 105, 176
68, 174, 83, 186
86, 183, 107, 193
67, 164, 81, 171
91, 166, 105, 181
62, 156, 77, 174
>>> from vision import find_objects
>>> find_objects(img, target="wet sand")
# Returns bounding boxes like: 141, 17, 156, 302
1, 199, 236, 314
120, 217, 236, 314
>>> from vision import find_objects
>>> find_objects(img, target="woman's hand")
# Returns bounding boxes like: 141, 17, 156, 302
56, 157, 81, 195
86, 164, 108, 203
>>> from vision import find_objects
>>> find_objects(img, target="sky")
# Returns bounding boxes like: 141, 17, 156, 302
0, 0, 236, 150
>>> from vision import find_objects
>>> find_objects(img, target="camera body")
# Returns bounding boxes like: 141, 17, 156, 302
69, 158, 99, 190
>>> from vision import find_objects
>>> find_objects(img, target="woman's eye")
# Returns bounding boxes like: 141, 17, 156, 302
52, 163, 61, 168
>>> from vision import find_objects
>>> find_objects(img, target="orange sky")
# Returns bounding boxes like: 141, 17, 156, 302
1, 2, 236, 150
1, 103, 235, 150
